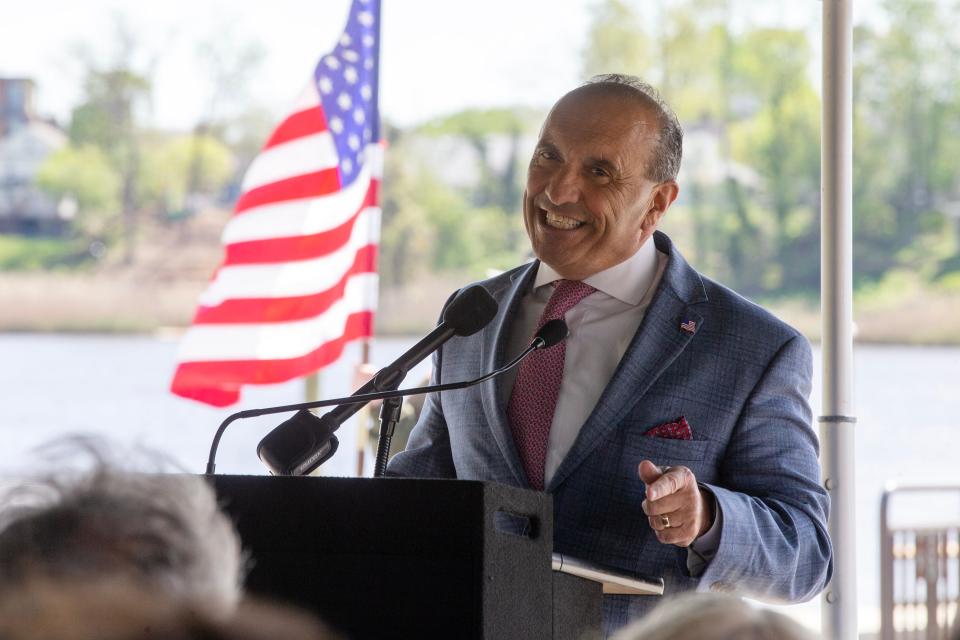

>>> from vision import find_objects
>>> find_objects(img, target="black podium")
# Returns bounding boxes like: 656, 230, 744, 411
211, 476, 601, 640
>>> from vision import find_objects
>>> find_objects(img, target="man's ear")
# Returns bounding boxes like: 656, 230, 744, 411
641, 181, 680, 234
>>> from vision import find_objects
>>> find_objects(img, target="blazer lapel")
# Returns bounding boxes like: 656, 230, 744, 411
480, 261, 539, 487
547, 233, 708, 492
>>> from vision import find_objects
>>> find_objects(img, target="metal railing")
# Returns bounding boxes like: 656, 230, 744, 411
880, 485, 960, 640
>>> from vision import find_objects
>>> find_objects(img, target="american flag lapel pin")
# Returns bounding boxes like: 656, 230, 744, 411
679, 316, 697, 335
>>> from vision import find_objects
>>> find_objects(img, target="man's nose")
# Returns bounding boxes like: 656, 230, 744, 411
544, 165, 582, 205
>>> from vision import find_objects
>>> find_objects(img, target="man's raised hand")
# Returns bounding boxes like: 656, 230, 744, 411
638, 460, 713, 548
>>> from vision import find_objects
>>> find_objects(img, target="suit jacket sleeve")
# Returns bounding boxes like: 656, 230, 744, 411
696, 334, 833, 601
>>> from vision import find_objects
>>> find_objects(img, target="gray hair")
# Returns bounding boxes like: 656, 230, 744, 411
0, 578, 343, 640
0, 439, 244, 617
583, 73, 683, 182
611, 592, 819, 640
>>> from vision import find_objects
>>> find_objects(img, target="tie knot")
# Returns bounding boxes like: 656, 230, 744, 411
542, 279, 596, 321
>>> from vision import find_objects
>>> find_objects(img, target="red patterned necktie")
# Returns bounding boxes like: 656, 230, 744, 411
508, 279, 596, 490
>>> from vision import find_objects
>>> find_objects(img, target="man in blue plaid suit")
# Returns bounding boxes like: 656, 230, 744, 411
387, 75, 832, 633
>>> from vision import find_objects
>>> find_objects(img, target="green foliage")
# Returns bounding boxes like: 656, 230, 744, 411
35, 146, 121, 238
139, 135, 233, 214
69, 68, 150, 161
0, 235, 90, 271
581, 0, 651, 80
418, 108, 540, 137
379, 127, 527, 286
572, 0, 960, 299
22, 0, 960, 312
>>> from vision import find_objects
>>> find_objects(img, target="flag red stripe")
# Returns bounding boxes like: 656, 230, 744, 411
234, 168, 341, 214
193, 244, 378, 324
264, 106, 328, 149
224, 181, 378, 265
170, 311, 374, 407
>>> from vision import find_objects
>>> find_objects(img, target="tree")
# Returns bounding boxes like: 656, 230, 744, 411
729, 28, 821, 292
579, 0, 824, 294
379, 123, 526, 287
416, 107, 539, 254
853, 0, 960, 281
35, 146, 121, 240
68, 16, 154, 264
139, 135, 233, 218
186, 25, 267, 222
581, 0, 651, 80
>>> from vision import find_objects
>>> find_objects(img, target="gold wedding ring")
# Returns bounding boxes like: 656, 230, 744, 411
660, 515, 671, 529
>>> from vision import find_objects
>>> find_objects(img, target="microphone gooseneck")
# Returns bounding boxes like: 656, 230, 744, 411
250, 285, 498, 476
205, 316, 569, 476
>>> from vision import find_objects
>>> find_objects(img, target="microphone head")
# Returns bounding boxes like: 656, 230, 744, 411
534, 319, 569, 349
443, 285, 498, 337
257, 410, 339, 475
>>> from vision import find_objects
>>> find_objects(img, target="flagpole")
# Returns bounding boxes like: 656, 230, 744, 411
304, 373, 320, 403
356, 341, 372, 476
356, 0, 384, 478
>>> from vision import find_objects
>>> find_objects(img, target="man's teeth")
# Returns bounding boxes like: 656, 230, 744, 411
544, 211, 583, 229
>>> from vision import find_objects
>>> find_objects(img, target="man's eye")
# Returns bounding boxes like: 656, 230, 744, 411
591, 166, 610, 178
538, 150, 557, 160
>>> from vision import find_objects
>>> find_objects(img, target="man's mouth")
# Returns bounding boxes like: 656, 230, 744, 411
543, 210, 584, 230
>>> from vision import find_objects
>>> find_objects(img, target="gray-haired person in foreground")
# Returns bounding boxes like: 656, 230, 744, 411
610, 592, 819, 640
0, 439, 244, 617
0, 577, 342, 640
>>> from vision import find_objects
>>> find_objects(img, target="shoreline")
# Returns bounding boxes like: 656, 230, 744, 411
4, 271, 960, 345
4, 319, 960, 348
4, 328, 960, 348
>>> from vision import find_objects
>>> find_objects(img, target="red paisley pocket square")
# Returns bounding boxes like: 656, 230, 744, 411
643, 416, 693, 441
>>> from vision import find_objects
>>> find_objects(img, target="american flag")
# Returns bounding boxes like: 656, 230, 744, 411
171, 0, 382, 407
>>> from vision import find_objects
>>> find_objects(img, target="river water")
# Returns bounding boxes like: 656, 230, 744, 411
1, 333, 958, 633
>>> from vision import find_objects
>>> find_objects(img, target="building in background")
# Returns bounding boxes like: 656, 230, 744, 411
0, 78, 68, 235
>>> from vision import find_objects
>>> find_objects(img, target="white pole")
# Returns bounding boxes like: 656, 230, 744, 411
821, 1, 857, 639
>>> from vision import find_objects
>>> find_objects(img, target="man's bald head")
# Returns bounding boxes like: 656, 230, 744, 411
560, 75, 683, 183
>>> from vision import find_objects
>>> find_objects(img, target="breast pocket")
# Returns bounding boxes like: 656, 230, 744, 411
631, 436, 712, 463
618, 432, 716, 483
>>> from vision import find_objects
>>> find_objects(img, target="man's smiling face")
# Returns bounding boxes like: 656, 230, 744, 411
523, 86, 677, 280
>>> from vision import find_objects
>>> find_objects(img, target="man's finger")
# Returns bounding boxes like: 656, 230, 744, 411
641, 491, 691, 516
655, 525, 696, 547
648, 513, 684, 531
646, 466, 690, 501
637, 460, 663, 485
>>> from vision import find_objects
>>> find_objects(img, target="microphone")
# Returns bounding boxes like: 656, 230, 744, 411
532, 317, 568, 349
205, 318, 569, 475
254, 285, 498, 476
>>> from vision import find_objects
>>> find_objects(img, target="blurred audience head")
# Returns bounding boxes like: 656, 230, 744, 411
0, 577, 342, 640
611, 592, 819, 640
0, 437, 244, 617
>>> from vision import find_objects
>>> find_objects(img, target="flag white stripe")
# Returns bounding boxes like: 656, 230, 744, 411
222, 157, 375, 245
177, 272, 379, 362
240, 132, 339, 193
201, 206, 380, 306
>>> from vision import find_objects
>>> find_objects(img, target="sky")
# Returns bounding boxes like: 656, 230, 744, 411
3, 0, 589, 130
0, 0, 844, 132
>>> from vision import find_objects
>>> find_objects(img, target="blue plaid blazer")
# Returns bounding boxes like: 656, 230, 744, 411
387, 232, 832, 631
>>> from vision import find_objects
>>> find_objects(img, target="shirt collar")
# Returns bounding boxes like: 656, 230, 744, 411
532, 236, 659, 306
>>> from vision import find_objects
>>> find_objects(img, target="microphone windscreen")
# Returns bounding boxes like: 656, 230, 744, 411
257, 409, 334, 475
535, 319, 569, 349
443, 285, 498, 337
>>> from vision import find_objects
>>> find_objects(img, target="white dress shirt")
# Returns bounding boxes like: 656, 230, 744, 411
505, 237, 665, 486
